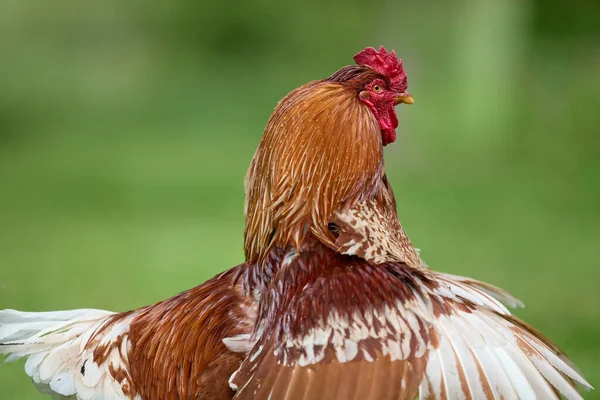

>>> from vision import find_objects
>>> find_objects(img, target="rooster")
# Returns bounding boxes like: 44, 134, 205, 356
244, 47, 418, 268
0, 47, 592, 400
235, 47, 592, 399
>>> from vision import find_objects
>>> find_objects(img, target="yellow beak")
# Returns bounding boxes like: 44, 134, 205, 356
395, 92, 414, 105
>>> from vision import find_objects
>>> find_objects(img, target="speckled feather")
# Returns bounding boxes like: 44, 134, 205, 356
332, 176, 422, 268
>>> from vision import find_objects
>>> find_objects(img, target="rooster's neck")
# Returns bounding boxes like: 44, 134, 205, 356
244, 81, 384, 266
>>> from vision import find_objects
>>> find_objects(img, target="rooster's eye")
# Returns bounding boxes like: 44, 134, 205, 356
373, 85, 382, 92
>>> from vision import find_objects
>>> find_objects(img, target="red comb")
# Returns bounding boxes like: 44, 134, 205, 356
354, 46, 408, 92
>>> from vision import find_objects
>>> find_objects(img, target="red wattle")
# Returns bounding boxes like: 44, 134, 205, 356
382, 129, 396, 146
379, 107, 399, 146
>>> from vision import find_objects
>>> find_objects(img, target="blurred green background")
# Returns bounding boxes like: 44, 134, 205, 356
1, 0, 599, 398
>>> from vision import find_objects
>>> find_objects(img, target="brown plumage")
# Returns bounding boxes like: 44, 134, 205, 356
231, 244, 590, 399
124, 267, 255, 400
0, 265, 256, 399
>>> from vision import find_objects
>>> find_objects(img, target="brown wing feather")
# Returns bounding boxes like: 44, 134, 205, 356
233, 351, 427, 400
125, 266, 256, 400
232, 249, 434, 400
233, 247, 591, 400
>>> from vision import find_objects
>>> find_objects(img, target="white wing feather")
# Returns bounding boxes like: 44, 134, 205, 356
419, 274, 592, 400
0, 309, 138, 400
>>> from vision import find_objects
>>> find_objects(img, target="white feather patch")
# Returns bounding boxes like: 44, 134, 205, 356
0, 308, 137, 399
418, 273, 591, 400
223, 334, 256, 354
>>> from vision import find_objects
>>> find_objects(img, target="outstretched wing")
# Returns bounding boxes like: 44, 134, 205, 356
0, 308, 137, 399
1, 266, 258, 400
229, 259, 591, 400
417, 273, 592, 400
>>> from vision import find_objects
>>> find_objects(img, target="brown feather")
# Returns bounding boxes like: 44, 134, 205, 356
233, 348, 427, 400
244, 80, 384, 266
230, 244, 589, 399
92, 266, 257, 400
232, 245, 434, 399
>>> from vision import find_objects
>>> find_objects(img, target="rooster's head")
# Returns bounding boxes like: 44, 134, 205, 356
329, 46, 413, 146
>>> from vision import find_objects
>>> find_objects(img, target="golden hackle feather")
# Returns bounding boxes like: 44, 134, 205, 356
244, 81, 383, 265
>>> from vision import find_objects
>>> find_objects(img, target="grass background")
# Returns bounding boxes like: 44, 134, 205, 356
0, 0, 599, 398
